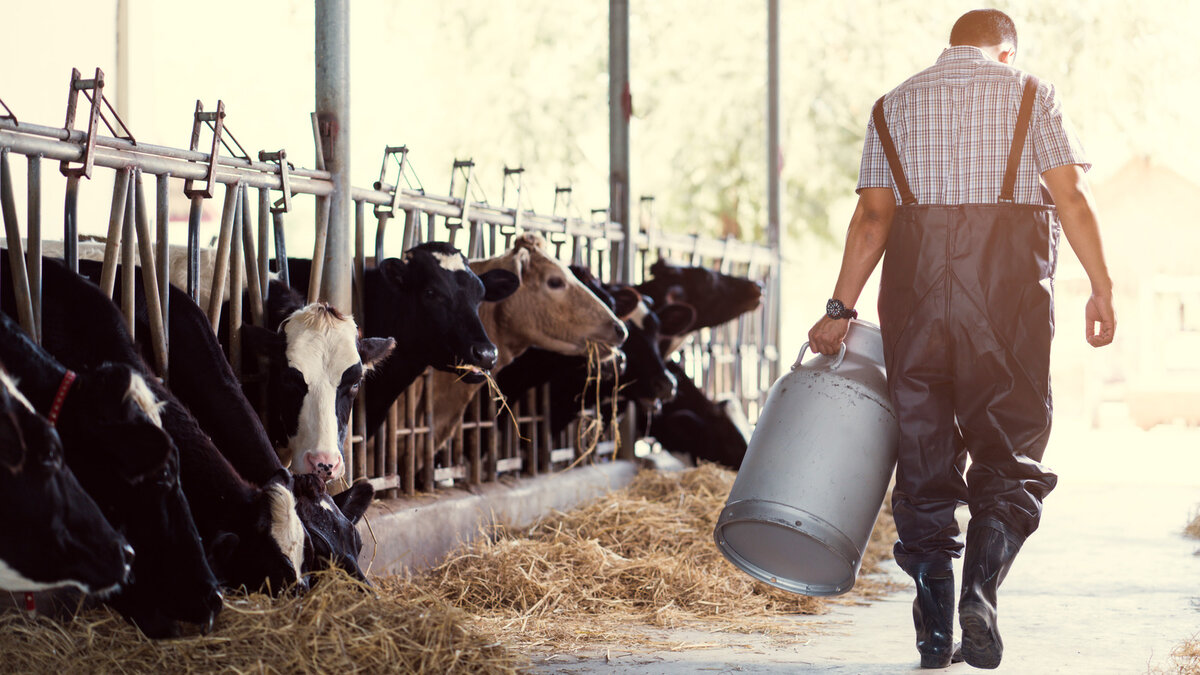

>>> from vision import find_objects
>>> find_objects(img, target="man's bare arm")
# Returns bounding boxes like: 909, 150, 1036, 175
1042, 164, 1116, 347
808, 188, 896, 355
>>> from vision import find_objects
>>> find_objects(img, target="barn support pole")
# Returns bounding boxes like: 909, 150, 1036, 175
155, 173, 170, 382
26, 155, 42, 344
133, 170, 167, 377
63, 175, 80, 274
609, 0, 632, 284
315, 0, 352, 314
766, 0, 783, 385
0, 149, 37, 340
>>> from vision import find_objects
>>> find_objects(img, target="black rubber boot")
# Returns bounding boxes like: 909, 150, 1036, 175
910, 560, 956, 668
959, 523, 1021, 669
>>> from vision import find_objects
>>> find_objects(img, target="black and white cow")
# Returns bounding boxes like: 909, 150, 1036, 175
0, 305, 220, 638
0, 363, 133, 595
83, 267, 375, 586
641, 361, 750, 470
635, 259, 762, 353
239, 292, 394, 481
21, 259, 305, 604
283, 242, 520, 432
291, 473, 373, 584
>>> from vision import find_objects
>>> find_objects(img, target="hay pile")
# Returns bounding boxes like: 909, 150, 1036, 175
1184, 511, 1200, 540
0, 571, 524, 675
398, 464, 899, 650
1157, 636, 1200, 674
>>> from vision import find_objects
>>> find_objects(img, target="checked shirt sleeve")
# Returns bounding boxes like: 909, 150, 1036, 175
1031, 80, 1091, 174
856, 110, 896, 195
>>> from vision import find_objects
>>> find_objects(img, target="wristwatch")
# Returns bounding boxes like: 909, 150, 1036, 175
825, 298, 858, 321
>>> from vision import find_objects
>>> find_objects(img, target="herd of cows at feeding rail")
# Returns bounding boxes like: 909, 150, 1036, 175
0, 83, 771, 639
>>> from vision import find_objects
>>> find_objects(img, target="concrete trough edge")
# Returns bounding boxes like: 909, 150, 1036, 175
357, 459, 641, 576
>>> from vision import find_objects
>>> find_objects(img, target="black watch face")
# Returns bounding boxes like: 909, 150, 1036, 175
826, 298, 843, 318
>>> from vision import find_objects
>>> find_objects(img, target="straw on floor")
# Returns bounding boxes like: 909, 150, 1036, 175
394, 463, 900, 651
0, 570, 525, 675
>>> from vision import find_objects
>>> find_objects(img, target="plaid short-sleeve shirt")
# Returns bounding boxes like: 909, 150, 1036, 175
857, 46, 1090, 206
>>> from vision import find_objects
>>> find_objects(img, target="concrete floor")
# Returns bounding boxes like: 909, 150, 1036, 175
531, 416, 1200, 674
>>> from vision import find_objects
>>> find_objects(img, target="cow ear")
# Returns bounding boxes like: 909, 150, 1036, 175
119, 426, 173, 484
649, 259, 672, 278
358, 337, 395, 371
242, 324, 285, 357
377, 258, 408, 289
333, 480, 374, 524
611, 288, 642, 320
479, 269, 519, 302
657, 303, 697, 337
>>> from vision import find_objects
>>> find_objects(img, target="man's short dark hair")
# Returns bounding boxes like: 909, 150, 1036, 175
949, 9, 1018, 50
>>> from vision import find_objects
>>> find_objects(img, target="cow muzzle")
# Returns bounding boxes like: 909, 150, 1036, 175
303, 451, 345, 482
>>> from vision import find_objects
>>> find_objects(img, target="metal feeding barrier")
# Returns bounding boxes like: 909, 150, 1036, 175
0, 68, 779, 499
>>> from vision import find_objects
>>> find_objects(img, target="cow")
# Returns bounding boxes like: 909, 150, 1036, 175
73, 260, 372, 586
425, 233, 628, 449
0, 363, 133, 596
0, 306, 220, 638
284, 242, 520, 434
12, 258, 304, 607
237, 291, 394, 482
291, 473, 373, 584
497, 269, 696, 436
635, 259, 762, 354
641, 361, 750, 470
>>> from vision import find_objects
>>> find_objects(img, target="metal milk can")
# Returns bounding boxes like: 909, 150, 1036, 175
713, 319, 898, 596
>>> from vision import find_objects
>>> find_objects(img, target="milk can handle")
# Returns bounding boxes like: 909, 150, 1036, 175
793, 341, 847, 371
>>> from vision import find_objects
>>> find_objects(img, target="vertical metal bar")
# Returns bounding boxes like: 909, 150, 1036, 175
272, 211, 290, 289
372, 213, 390, 262
99, 168, 132, 298
1, 150, 36, 339
133, 170, 168, 376
609, 0, 633, 283
63, 174, 80, 274
257, 187, 269, 302
315, 0, 352, 313
400, 209, 416, 253
241, 187, 264, 327
207, 183, 239, 333
386, 402, 399, 493
120, 178, 136, 337
230, 186, 245, 379
404, 386, 416, 495
354, 200, 365, 320
422, 370, 435, 492
155, 173, 170, 380
308, 196, 330, 304
26, 155, 42, 344
767, 0, 783, 386
351, 393, 366, 486
186, 195, 203, 302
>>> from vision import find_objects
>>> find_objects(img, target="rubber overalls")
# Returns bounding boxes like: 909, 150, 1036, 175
872, 75, 1060, 574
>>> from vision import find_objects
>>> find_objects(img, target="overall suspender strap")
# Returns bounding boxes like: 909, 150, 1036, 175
872, 96, 918, 206
999, 75, 1041, 203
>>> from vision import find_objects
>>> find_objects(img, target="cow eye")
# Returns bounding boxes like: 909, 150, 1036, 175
155, 467, 176, 489
547, 277, 565, 289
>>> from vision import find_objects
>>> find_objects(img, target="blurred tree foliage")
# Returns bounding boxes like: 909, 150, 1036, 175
382, 0, 1198, 245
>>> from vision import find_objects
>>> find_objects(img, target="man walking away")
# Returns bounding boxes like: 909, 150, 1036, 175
807, 8, 1116, 670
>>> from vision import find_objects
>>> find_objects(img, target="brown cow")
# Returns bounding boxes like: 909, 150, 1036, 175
423, 233, 627, 448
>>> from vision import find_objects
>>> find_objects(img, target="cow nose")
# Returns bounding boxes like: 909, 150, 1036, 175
612, 320, 628, 344
655, 374, 678, 403
470, 344, 497, 370
121, 544, 136, 576
304, 452, 344, 481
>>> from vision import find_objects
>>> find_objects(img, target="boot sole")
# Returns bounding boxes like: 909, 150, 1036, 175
960, 607, 1002, 669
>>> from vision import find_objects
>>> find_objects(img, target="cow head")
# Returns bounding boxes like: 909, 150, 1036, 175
636, 259, 762, 333
474, 234, 627, 358
245, 304, 394, 482
207, 468, 307, 595
0, 367, 133, 595
292, 473, 373, 584
616, 296, 697, 410
377, 242, 518, 384
650, 363, 750, 470
63, 364, 223, 637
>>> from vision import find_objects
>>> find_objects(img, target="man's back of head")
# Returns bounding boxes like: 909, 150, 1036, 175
950, 9, 1018, 50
